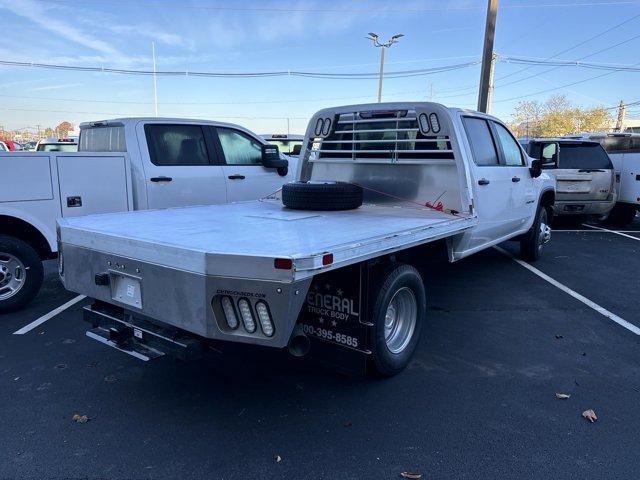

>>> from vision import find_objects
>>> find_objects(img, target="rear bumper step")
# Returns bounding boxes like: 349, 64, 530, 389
83, 302, 204, 361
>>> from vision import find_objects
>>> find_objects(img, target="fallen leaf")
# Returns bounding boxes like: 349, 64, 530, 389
72, 414, 90, 424
582, 409, 597, 423
400, 472, 422, 479
555, 393, 571, 399
275, 455, 282, 463
555, 335, 564, 339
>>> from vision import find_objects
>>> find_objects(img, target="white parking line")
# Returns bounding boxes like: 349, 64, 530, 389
13, 295, 86, 335
494, 246, 640, 336
582, 223, 640, 241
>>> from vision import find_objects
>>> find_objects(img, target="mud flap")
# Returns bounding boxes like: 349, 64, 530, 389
295, 263, 373, 376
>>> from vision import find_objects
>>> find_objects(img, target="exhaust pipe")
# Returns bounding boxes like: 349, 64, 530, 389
288, 325, 310, 357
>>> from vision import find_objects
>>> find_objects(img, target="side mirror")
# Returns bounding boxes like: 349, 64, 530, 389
291, 144, 302, 156
261, 144, 288, 176
530, 159, 543, 178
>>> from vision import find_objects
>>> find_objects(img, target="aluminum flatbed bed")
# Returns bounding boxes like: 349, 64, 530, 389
59, 200, 476, 283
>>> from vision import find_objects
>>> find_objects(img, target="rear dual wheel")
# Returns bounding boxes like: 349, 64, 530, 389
369, 264, 426, 377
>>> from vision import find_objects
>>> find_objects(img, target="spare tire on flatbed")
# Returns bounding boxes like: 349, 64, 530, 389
282, 181, 363, 211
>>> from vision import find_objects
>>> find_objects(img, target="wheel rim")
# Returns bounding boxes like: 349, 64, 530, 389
384, 287, 417, 354
538, 210, 551, 252
0, 252, 26, 301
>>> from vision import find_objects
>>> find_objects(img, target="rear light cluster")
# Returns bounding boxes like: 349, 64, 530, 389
218, 296, 274, 337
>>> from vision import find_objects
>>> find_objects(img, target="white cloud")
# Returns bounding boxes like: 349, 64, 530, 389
0, 0, 121, 56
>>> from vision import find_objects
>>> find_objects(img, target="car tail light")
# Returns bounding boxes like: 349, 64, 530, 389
237, 298, 256, 333
255, 301, 274, 337
220, 296, 238, 329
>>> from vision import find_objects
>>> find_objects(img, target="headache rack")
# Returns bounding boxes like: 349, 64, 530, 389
310, 109, 454, 163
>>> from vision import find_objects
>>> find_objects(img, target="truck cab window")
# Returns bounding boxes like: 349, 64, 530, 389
494, 123, 524, 166
463, 117, 499, 166
145, 124, 210, 166
217, 128, 262, 166
79, 126, 126, 152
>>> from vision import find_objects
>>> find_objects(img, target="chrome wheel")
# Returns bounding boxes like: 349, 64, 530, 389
0, 252, 26, 301
384, 287, 417, 354
538, 209, 551, 252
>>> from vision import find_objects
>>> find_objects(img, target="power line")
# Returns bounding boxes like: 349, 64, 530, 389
36, 0, 640, 13
493, 60, 640, 103
494, 13, 640, 88
0, 59, 480, 79
499, 56, 640, 72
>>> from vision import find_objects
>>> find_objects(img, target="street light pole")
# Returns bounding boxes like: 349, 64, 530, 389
366, 33, 404, 103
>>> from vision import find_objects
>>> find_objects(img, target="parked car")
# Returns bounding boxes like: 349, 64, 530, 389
58, 102, 555, 376
520, 138, 615, 220
0, 117, 295, 313
262, 133, 304, 156
564, 133, 640, 226
0, 141, 7, 152
1, 139, 17, 151
35, 137, 78, 152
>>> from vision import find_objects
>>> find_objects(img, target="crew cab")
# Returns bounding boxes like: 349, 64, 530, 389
520, 138, 615, 219
58, 103, 555, 376
0, 118, 294, 312
564, 133, 640, 226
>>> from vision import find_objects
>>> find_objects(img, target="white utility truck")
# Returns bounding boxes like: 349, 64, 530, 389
565, 132, 640, 226
0, 118, 293, 312
58, 103, 555, 376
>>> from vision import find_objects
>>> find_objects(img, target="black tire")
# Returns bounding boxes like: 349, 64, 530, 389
368, 263, 426, 377
520, 206, 550, 262
601, 203, 637, 228
0, 235, 44, 314
282, 181, 363, 211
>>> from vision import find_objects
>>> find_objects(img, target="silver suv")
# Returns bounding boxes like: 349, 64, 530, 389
520, 139, 615, 218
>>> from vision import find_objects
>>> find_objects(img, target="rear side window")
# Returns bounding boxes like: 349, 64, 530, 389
145, 124, 210, 166
463, 117, 499, 166
79, 126, 126, 152
600, 137, 630, 153
558, 143, 613, 170
37, 143, 78, 152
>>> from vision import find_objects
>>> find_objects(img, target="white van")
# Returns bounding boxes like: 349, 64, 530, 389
565, 133, 639, 226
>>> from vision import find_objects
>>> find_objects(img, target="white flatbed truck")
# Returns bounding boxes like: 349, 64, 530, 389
58, 103, 555, 376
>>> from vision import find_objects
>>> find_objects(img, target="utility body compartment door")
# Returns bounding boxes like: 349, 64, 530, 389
57, 154, 132, 217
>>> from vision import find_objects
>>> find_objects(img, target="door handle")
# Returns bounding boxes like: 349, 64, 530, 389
150, 176, 172, 182
478, 178, 490, 186
512, 176, 521, 183
228, 174, 246, 180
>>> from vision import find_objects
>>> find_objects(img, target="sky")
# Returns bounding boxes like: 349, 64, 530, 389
0, 0, 639, 134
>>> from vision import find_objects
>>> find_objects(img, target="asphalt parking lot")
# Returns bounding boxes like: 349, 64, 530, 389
1, 218, 639, 480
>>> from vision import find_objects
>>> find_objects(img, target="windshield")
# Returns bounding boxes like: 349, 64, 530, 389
265, 139, 302, 155
37, 143, 78, 152
558, 143, 613, 169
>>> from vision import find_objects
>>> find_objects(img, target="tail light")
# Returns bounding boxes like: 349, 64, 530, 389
237, 298, 256, 333
255, 301, 274, 337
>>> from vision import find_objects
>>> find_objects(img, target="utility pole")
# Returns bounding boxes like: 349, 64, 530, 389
428, 82, 434, 101
615, 100, 625, 132
478, 0, 498, 113
366, 32, 404, 102
152, 41, 158, 117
